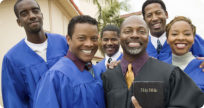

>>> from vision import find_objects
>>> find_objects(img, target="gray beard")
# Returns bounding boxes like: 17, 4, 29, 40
127, 47, 142, 55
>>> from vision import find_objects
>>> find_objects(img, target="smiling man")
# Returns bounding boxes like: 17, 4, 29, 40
102, 15, 204, 108
142, 0, 204, 61
33, 15, 105, 108
1, 0, 68, 108
96, 25, 122, 71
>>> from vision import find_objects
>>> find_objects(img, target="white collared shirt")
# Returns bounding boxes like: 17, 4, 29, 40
150, 32, 167, 49
25, 37, 48, 62
105, 51, 121, 67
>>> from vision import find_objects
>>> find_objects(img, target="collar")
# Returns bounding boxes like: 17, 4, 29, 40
65, 50, 89, 72
172, 52, 195, 70
105, 51, 121, 66
24, 37, 47, 52
150, 32, 166, 49
121, 51, 149, 75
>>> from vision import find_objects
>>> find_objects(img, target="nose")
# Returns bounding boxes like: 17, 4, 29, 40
84, 39, 94, 47
29, 11, 36, 20
130, 30, 139, 38
177, 34, 185, 40
107, 40, 113, 45
152, 14, 158, 21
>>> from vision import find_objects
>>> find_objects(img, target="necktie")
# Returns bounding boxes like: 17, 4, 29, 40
108, 58, 112, 63
125, 63, 134, 89
157, 39, 162, 54
85, 62, 94, 77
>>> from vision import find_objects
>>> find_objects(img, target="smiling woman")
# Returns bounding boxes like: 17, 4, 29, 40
164, 16, 204, 92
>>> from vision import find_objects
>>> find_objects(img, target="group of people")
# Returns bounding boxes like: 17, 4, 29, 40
1, 0, 204, 108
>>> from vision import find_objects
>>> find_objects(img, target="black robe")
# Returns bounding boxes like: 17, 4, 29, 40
102, 57, 204, 108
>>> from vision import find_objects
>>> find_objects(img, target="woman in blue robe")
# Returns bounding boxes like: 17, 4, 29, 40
2, 33, 68, 108
163, 16, 204, 92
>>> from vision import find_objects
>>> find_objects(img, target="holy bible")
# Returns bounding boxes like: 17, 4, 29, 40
132, 81, 164, 108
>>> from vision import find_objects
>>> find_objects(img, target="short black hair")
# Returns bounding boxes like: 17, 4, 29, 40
142, 0, 167, 18
100, 25, 120, 39
68, 15, 98, 38
14, 0, 41, 18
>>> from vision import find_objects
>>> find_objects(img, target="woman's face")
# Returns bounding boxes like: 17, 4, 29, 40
167, 21, 194, 56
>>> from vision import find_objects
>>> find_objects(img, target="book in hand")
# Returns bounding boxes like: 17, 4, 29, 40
132, 81, 164, 108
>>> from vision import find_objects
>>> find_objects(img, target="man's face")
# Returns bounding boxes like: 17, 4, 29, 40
144, 3, 168, 37
101, 31, 120, 57
120, 16, 149, 56
67, 23, 98, 62
16, 0, 43, 33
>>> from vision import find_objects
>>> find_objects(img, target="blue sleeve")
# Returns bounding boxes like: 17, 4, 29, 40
33, 70, 73, 108
2, 57, 28, 108
190, 34, 204, 57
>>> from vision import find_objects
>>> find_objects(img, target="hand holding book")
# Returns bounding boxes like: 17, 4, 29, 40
131, 96, 142, 108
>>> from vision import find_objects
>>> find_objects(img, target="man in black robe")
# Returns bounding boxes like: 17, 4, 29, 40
102, 15, 204, 108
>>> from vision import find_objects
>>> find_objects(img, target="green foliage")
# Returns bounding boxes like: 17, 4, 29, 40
97, 0, 131, 33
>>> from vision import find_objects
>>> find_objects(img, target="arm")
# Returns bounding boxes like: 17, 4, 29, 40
167, 67, 204, 108
2, 57, 28, 108
33, 70, 72, 108
190, 34, 204, 57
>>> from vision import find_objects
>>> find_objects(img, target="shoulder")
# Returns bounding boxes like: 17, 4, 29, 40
145, 58, 176, 74
4, 39, 25, 63
95, 59, 105, 66
46, 33, 67, 43
102, 64, 121, 77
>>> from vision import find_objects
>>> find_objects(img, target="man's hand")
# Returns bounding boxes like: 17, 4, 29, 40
197, 57, 204, 72
107, 60, 121, 69
132, 96, 142, 108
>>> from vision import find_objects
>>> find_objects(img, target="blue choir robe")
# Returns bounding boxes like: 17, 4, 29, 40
96, 53, 123, 72
33, 57, 106, 108
146, 34, 204, 61
163, 56, 204, 92
2, 33, 68, 108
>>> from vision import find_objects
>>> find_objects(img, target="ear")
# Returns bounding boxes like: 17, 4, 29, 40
165, 11, 169, 19
66, 34, 71, 45
17, 19, 22, 27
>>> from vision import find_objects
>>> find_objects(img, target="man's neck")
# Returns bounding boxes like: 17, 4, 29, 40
123, 51, 145, 63
26, 30, 47, 44
150, 31, 165, 38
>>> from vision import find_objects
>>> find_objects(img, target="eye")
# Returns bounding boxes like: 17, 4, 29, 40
111, 38, 117, 41
139, 30, 145, 33
146, 14, 152, 18
92, 37, 98, 41
78, 37, 85, 40
102, 38, 108, 41
21, 12, 27, 17
157, 12, 161, 15
33, 9, 40, 14
185, 33, 191, 36
171, 33, 178, 36
125, 30, 131, 33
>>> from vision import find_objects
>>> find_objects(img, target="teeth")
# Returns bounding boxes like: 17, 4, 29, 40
176, 44, 185, 47
82, 50, 92, 54
129, 43, 140, 45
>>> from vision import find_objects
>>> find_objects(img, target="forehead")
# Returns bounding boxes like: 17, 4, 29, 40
121, 17, 148, 30
16, 0, 39, 12
102, 31, 118, 38
144, 3, 164, 14
170, 21, 192, 30
73, 23, 98, 34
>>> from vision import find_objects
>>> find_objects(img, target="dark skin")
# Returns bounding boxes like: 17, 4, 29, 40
143, 2, 204, 72
16, 0, 46, 44
120, 15, 149, 108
